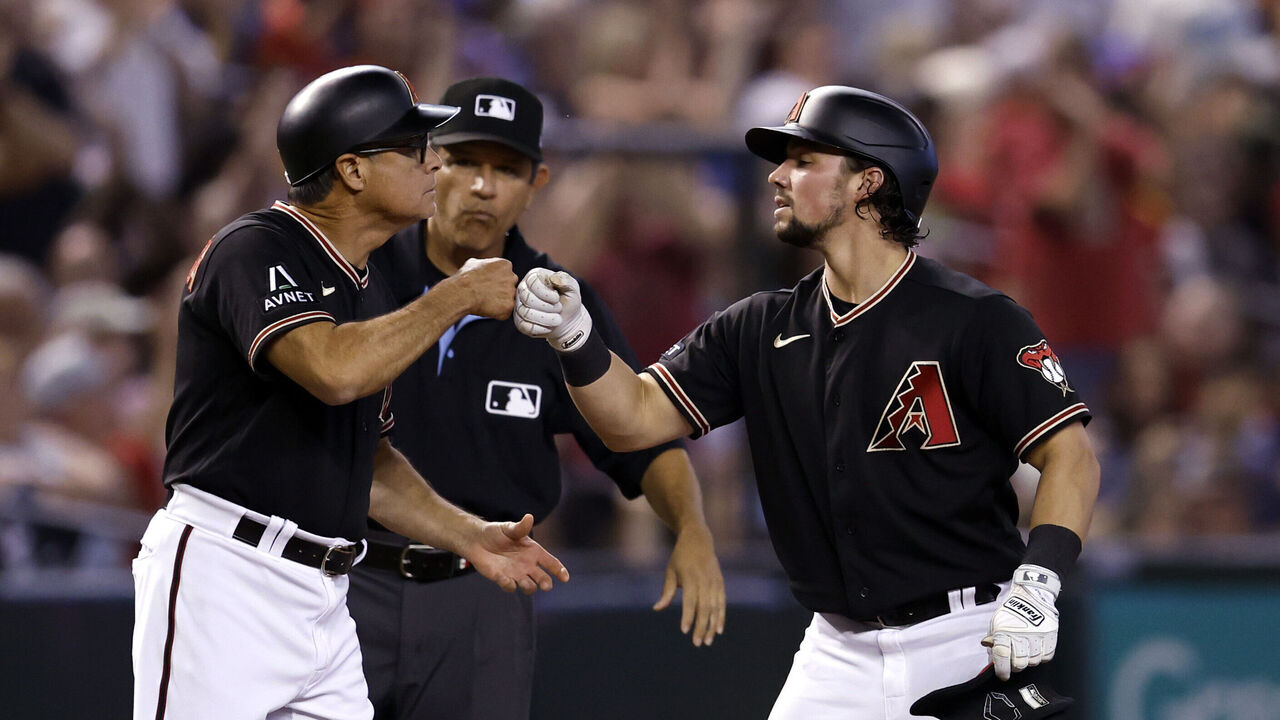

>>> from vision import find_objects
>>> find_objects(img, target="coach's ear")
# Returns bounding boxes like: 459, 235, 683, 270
334, 154, 368, 192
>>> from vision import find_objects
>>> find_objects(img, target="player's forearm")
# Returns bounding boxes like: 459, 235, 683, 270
1025, 423, 1100, 542
639, 448, 711, 535
568, 356, 691, 452
271, 281, 472, 404
368, 440, 485, 553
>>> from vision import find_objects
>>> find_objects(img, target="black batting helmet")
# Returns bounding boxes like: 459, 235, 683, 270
909, 665, 1074, 719
745, 86, 938, 227
277, 65, 459, 186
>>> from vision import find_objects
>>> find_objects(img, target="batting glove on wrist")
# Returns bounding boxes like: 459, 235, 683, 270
514, 268, 594, 352
982, 564, 1061, 681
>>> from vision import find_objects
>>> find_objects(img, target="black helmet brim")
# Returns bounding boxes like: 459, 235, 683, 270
746, 125, 866, 166
371, 103, 460, 145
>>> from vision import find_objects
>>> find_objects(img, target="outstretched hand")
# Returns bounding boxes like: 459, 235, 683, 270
653, 525, 726, 646
464, 514, 570, 594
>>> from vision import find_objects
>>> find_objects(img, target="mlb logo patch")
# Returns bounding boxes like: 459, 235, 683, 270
486, 380, 541, 418
475, 95, 516, 121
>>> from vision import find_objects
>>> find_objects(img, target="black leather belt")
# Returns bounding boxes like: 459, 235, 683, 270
232, 516, 359, 576
361, 540, 474, 582
864, 583, 1001, 628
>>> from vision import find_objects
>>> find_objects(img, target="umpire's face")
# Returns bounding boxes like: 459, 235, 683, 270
430, 142, 550, 258
768, 139, 874, 248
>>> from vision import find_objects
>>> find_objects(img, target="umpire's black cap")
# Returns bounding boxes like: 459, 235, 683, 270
277, 65, 459, 186
430, 77, 543, 163
745, 85, 938, 227
909, 664, 1074, 719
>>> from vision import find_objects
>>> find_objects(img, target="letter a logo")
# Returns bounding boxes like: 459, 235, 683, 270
868, 361, 961, 452
268, 265, 298, 291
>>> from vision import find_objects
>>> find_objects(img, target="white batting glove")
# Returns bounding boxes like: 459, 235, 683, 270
514, 268, 594, 352
982, 564, 1061, 681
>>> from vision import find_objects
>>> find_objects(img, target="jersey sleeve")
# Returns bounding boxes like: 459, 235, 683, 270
960, 295, 1091, 460
188, 227, 335, 373
643, 299, 747, 439
565, 278, 683, 498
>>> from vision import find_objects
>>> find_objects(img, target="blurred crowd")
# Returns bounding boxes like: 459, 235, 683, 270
2, 0, 1278, 570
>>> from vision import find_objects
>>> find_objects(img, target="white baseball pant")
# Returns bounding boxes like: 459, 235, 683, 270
769, 584, 1011, 720
132, 485, 372, 720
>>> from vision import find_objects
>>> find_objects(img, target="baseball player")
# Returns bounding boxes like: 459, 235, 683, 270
514, 85, 1100, 719
131, 65, 568, 720
349, 77, 725, 720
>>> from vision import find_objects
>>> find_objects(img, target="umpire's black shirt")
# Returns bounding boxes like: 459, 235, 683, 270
648, 251, 1091, 619
164, 202, 395, 541
368, 224, 678, 527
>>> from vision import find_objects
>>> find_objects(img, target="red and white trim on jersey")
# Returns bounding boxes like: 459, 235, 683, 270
821, 251, 916, 327
1014, 403, 1090, 460
248, 311, 335, 369
271, 201, 368, 290
648, 363, 712, 437
378, 386, 395, 434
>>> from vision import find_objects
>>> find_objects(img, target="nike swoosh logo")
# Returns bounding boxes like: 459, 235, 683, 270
321, 285, 336, 296
773, 333, 811, 348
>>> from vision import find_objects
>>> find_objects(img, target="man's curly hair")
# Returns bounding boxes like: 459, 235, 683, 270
843, 155, 925, 248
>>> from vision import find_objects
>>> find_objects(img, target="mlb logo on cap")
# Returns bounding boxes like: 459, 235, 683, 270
433, 77, 544, 162
475, 95, 516, 121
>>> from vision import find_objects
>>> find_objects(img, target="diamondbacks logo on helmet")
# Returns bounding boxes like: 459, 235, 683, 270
868, 361, 961, 452
393, 70, 418, 102
1017, 340, 1071, 396
786, 92, 808, 124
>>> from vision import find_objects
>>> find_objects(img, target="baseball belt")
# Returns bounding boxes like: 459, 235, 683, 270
862, 583, 1001, 628
361, 540, 475, 582
232, 515, 360, 576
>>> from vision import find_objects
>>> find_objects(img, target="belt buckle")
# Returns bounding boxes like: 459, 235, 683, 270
399, 544, 432, 580
321, 544, 355, 576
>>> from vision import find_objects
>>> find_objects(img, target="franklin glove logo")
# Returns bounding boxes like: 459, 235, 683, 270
560, 331, 584, 351
1002, 597, 1045, 626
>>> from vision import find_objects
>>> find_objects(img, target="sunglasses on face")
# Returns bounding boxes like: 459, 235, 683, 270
351, 135, 431, 164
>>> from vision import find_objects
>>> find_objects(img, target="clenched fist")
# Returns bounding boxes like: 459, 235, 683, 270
451, 257, 517, 319
514, 268, 593, 352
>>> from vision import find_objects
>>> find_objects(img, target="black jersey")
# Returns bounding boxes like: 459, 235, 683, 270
646, 252, 1090, 618
163, 201, 396, 540
368, 224, 679, 525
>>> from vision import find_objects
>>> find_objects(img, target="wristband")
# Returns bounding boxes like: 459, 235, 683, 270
558, 330, 611, 386
1022, 524, 1082, 578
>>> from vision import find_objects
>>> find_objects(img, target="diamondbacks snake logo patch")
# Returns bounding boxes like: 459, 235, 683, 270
1017, 340, 1072, 396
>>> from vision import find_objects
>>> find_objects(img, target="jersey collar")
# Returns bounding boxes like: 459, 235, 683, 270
821, 250, 915, 327
272, 201, 369, 289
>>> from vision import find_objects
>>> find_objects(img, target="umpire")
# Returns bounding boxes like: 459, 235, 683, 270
348, 77, 725, 720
